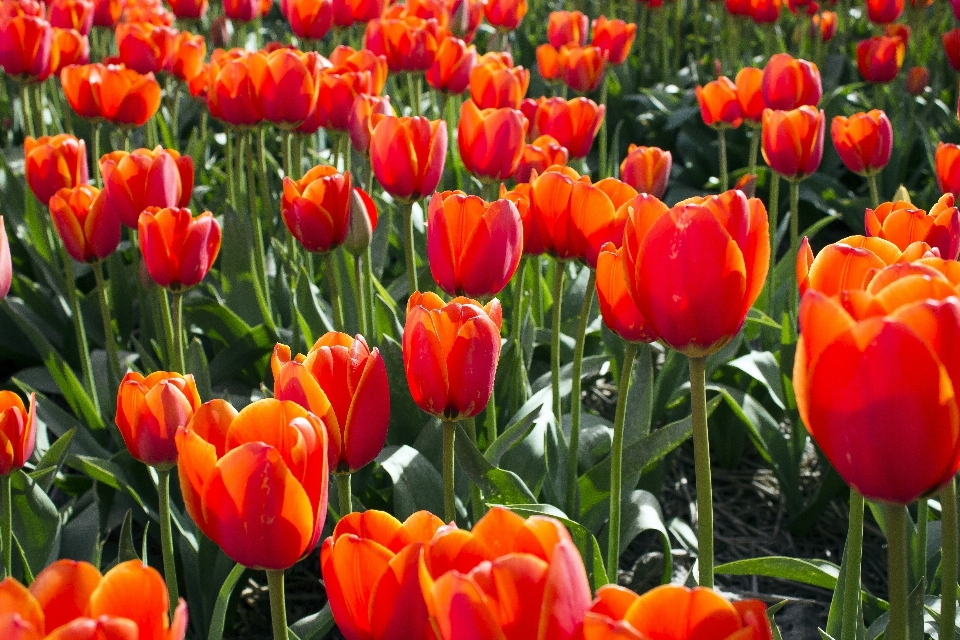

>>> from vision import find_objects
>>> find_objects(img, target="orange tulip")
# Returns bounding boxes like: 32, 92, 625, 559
830, 110, 892, 177
945, 29, 960, 72
558, 44, 607, 94
369, 115, 447, 202
92, 0, 120, 25
98, 146, 194, 229
761, 106, 825, 180
427, 191, 522, 297
23, 134, 88, 206
115, 371, 201, 468
348, 94, 393, 155
457, 99, 527, 181
169, 31, 205, 89
622, 190, 770, 356
0, 391, 35, 476
469, 53, 530, 109
530, 96, 604, 159
483, 0, 526, 30
60, 63, 162, 126
28, 559, 102, 632
47, 0, 92, 34
515, 134, 569, 183
865, 195, 960, 259
346, 0, 384, 22
0, 217, 11, 301
123, 3, 174, 25
52, 27, 89, 73
536, 43, 560, 82
812, 11, 836, 41
271, 332, 389, 473
749, 0, 782, 22
591, 16, 636, 66
281, 165, 352, 253
619, 144, 671, 198
403, 292, 502, 420
583, 584, 772, 640
303, 49, 383, 133
0, 15, 55, 81
937, 142, 960, 199
167, 0, 206, 18
115, 22, 174, 74
320, 510, 444, 640
547, 10, 588, 48
856, 35, 905, 83
734, 66, 764, 124
223, 0, 270, 21
795, 235, 908, 299
250, 48, 321, 126
205, 49, 262, 127
596, 243, 654, 343
760, 53, 822, 110
696, 76, 742, 128
138, 207, 221, 290
286, 0, 332, 40
177, 398, 332, 569
363, 15, 444, 73
906, 66, 929, 95
426, 36, 477, 94
866, 0, 903, 23
500, 182, 544, 255
48, 185, 120, 263
329, 45, 387, 94
0, 0, 44, 19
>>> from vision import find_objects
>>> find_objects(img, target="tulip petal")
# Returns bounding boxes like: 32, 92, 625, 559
369, 543, 431, 640
29, 560, 102, 632
537, 538, 592, 640
323, 535, 394, 640
87, 560, 169, 640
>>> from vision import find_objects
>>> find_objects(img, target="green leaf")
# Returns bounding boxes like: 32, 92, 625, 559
484, 401, 543, 467
290, 604, 334, 640
745, 308, 782, 330
206, 563, 246, 640
186, 338, 213, 401
727, 350, 786, 409
614, 490, 672, 583
10, 470, 61, 577
455, 424, 537, 505
376, 445, 445, 520
767, 601, 787, 640
116, 510, 140, 563
717, 556, 839, 589
14, 385, 109, 458
30, 427, 75, 492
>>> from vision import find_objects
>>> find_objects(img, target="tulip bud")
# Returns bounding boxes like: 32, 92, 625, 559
24, 134, 89, 206
343, 188, 377, 256
937, 143, 960, 200
905, 66, 929, 95
619, 144, 671, 198
138, 207, 221, 290
210, 15, 230, 47
48, 186, 121, 263
116, 371, 201, 468
856, 35, 905, 83
0, 391, 36, 476
830, 110, 892, 177
0, 218, 10, 301
762, 106, 826, 181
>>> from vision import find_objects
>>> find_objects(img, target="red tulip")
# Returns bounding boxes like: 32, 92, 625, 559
115, 371, 201, 468
945, 29, 960, 72
761, 106, 826, 180
596, 243, 654, 343
286, 0, 332, 40
761, 53, 822, 110
558, 44, 608, 94
619, 144, 671, 198
223, 0, 270, 21
866, 0, 903, 23
60, 63, 162, 126
457, 99, 527, 182
696, 76, 742, 128
426, 36, 477, 94
281, 165, 352, 253
369, 115, 447, 202
23, 134, 88, 206
52, 27, 89, 73
363, 15, 444, 73
484, 0, 526, 30
0, 391, 36, 476
251, 48, 322, 126
812, 11, 836, 41
48, 185, 121, 263
169, 32, 205, 89
98, 146, 194, 229
537, 44, 560, 82
857, 36, 905, 83
515, 134, 569, 183
305, 53, 381, 133
591, 16, 636, 66
348, 94, 393, 155
547, 10, 588, 48
47, 0, 92, 35
0, 15, 55, 82
830, 110, 892, 176
138, 207, 221, 290
937, 142, 960, 199
906, 66, 929, 95
205, 49, 262, 127
167, 0, 206, 19
469, 53, 530, 109
115, 22, 175, 74
865, 195, 960, 259
531, 96, 604, 159
92, 0, 119, 25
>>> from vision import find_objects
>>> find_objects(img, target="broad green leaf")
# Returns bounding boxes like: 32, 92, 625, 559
290, 604, 334, 640
10, 470, 61, 578
717, 556, 839, 589
727, 351, 786, 409
376, 445, 445, 520
30, 427, 75, 492
455, 424, 537, 505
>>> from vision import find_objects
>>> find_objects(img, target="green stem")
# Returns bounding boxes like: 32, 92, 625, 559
246, 132, 274, 332
336, 473, 352, 515
171, 84, 182, 142
841, 490, 865, 640
607, 342, 638, 583
599, 73, 609, 177
885, 504, 909, 640
659, 7, 669, 81
287, 235, 301, 354
33, 83, 46, 136
483, 388, 497, 447
463, 417, 485, 523
512, 257, 528, 345
533, 259, 543, 327
689, 355, 714, 588
22, 83, 36, 138
789, 179, 800, 320
916, 499, 928, 589
403, 201, 419, 295
405, 73, 420, 117
766, 173, 780, 317
444, 94, 463, 191
226, 133, 237, 208
93, 123, 102, 188
159, 288, 177, 370
748, 127, 760, 179
868, 172, 880, 207
171, 290, 185, 373
942, 477, 958, 640
354, 252, 368, 337
550, 261, 565, 434
325, 252, 345, 331
443, 421, 456, 523
365, 246, 377, 341
63, 250, 100, 414
566, 270, 596, 518
93, 262, 122, 383
1, 474, 10, 579
157, 468, 180, 610
717, 128, 728, 192
266, 570, 288, 640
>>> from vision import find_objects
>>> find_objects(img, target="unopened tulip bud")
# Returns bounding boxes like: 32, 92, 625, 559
906, 66, 929, 95
343, 188, 378, 256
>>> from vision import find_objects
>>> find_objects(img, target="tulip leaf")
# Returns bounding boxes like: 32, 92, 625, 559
484, 395, 544, 466
455, 424, 537, 505
206, 562, 246, 640
376, 445, 445, 520
10, 469, 61, 580
206, 324, 273, 387
14, 384, 110, 458
30, 427, 75, 492
289, 604, 334, 640
766, 601, 787, 640
727, 350, 786, 409
187, 338, 214, 402
116, 509, 140, 564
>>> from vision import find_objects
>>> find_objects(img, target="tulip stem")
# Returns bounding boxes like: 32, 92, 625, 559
21, 84, 35, 138
841, 490, 864, 640
608, 341, 637, 584
717, 129, 728, 192
365, 247, 377, 342
226, 133, 238, 208
287, 236, 301, 354
246, 131, 275, 333
916, 499, 928, 589
443, 421, 456, 523
789, 179, 800, 321
566, 270, 596, 518
93, 262, 122, 385
599, 73, 609, 178
325, 252, 345, 332
159, 289, 177, 372
157, 468, 180, 611
266, 570, 288, 640
483, 389, 497, 447
747, 128, 760, 180
766, 173, 780, 318
462, 417, 485, 523
336, 473, 352, 516
868, 172, 880, 207
171, 291, 186, 373
403, 201, 419, 295
885, 504, 909, 640
93, 123, 102, 188
512, 257, 527, 346
354, 253, 368, 337
207, 563, 245, 640
550, 261, 565, 442
1, 473, 10, 579
942, 477, 958, 640
533, 259, 543, 327
63, 248, 100, 416
406, 73, 420, 117
689, 355, 714, 588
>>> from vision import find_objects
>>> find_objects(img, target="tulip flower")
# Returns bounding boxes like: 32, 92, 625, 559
98, 146, 195, 229
329, 45, 387, 94
115, 22, 175, 74
906, 66, 929, 95
426, 36, 477, 94
762, 106, 825, 181
831, 110, 892, 179
0, 217, 10, 302
866, 0, 903, 23
812, 11, 836, 41
138, 207, 221, 291
251, 48, 322, 127
167, 0, 206, 18
536, 44, 560, 82
619, 144, 671, 199
483, 0, 526, 30
531, 96, 605, 159
515, 134, 569, 183
169, 31, 205, 89
223, 0, 270, 20
363, 15, 443, 73
795, 235, 906, 298
469, 53, 530, 109
0, 14, 55, 82
343, 0, 384, 22
583, 584, 772, 640
51, 27, 89, 73
286, 0, 333, 40
348, 94, 393, 155
320, 510, 444, 640
369, 115, 447, 204
281, 165, 352, 253
0, 390, 34, 578
205, 49, 262, 128
938, 143, 960, 199
547, 10, 587, 47
857, 36, 905, 83
558, 44, 607, 94
343, 188, 378, 256
591, 16, 636, 66
115, 371, 201, 468
749, 0, 781, 23
696, 76, 742, 129
735, 67, 764, 125
47, 0, 92, 34
123, 3, 175, 25
23, 134, 89, 206
305, 57, 379, 134
48, 185, 121, 263
457, 100, 527, 182
92, 0, 120, 25
761, 53, 822, 110
945, 29, 960, 72
865, 195, 960, 259
60, 63, 162, 126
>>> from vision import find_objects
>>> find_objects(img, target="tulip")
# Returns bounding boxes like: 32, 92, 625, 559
812, 11, 837, 42
696, 76, 742, 129
92, 0, 120, 25
448, 0, 483, 41
320, 510, 444, 640
363, 15, 443, 73
23, 134, 89, 206
0, 15, 55, 82
795, 234, 905, 298
761, 53, 822, 110
515, 134, 569, 183
348, 94, 393, 155
591, 16, 636, 66
501, 182, 544, 255
250, 48, 321, 127
224, 0, 270, 20
536, 44, 560, 82
286, 0, 333, 40
1, 0, 44, 18
122, 3, 175, 25
48, 185, 121, 263
469, 54, 530, 109
830, 110, 892, 181
47, 0, 92, 34
865, 195, 960, 259
426, 36, 477, 94
205, 49, 262, 128
735, 67, 764, 125
138, 207, 220, 294
558, 44, 607, 94
531, 96, 605, 159
329, 45, 387, 94
945, 29, 960, 72
167, 0, 206, 18
761, 106, 825, 181
457, 100, 527, 182
857, 36, 905, 83
726, 0, 751, 16
583, 584, 772, 640
427, 191, 522, 297
906, 66, 929, 95
306, 61, 377, 134
749, 0, 781, 23
98, 146, 194, 229
596, 243, 653, 344
619, 144, 671, 198
60, 63, 162, 126
866, 0, 903, 23
343, 188, 378, 256
115, 22, 175, 75
369, 115, 447, 203
938, 143, 960, 199
483, 0, 526, 30
0, 390, 34, 578
52, 28, 89, 73
281, 165, 352, 253
548, 10, 588, 48
169, 32, 205, 90
346, 0, 384, 22
0, 217, 10, 302
115, 371, 201, 468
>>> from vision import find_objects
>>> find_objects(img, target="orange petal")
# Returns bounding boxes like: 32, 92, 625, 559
29, 560, 102, 632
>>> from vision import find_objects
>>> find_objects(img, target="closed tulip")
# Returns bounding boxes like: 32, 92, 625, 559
0, 15, 55, 81
865, 195, 960, 259
205, 49, 262, 127
945, 29, 960, 72
749, 0, 782, 23
537, 44, 560, 82
115, 22, 175, 74
812, 11, 837, 42
515, 134, 569, 183
369, 115, 447, 202
320, 510, 444, 640
426, 36, 477, 94
343, 188, 378, 256
761, 53, 822, 110
0, 391, 35, 476
224, 0, 270, 21
830, 110, 892, 176
115, 371, 201, 468
937, 142, 960, 199
363, 15, 443, 73
92, 0, 120, 25
329, 45, 387, 94
138, 207, 221, 290
47, 0, 92, 34
531, 96, 605, 159
60, 63, 162, 126
52, 27, 89, 73
403, 292, 502, 420
583, 584, 772, 640
348, 94, 393, 155
796, 235, 906, 298
559, 44, 607, 94
48, 185, 121, 263
620, 144, 671, 198
0, 217, 11, 301
735, 66, 764, 124
596, 243, 654, 343
761, 106, 825, 180
469, 53, 530, 109
866, 0, 903, 23
176, 398, 332, 569
484, 0, 526, 30
170, 32, 205, 89
281, 165, 352, 253
591, 16, 636, 66
1, 0, 44, 19
98, 146, 194, 229
696, 76, 742, 128
622, 190, 770, 356
251, 48, 321, 126
346, 0, 384, 22
906, 66, 929, 95
548, 10, 588, 47
271, 333, 389, 473
286, 0, 332, 40
427, 191, 522, 297
500, 182, 544, 255
857, 35, 905, 83
24, 134, 88, 206
167, 0, 206, 18
457, 100, 527, 182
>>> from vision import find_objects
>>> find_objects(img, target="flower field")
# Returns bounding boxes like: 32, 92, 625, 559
1, 0, 960, 638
